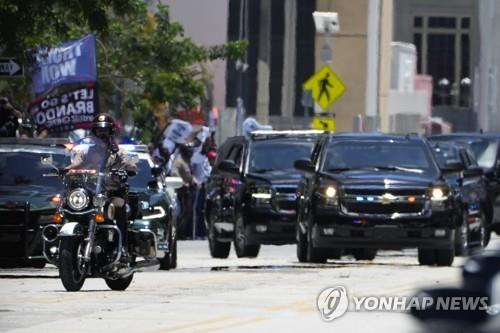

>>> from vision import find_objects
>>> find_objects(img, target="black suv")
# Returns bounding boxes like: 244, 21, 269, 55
430, 133, 500, 241
0, 138, 70, 268
205, 130, 321, 258
295, 133, 463, 266
431, 141, 488, 255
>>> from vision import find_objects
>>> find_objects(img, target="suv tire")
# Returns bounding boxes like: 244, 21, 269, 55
234, 214, 260, 258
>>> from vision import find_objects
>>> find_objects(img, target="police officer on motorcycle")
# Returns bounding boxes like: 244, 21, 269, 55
66, 113, 138, 261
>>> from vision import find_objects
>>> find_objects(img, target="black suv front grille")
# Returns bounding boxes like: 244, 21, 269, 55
342, 201, 425, 215
273, 186, 297, 213
340, 188, 428, 217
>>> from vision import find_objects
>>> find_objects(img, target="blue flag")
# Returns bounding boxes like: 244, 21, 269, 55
31, 34, 97, 95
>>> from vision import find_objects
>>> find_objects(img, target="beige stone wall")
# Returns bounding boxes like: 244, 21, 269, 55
378, 0, 393, 132
315, 0, 393, 132
316, 0, 369, 132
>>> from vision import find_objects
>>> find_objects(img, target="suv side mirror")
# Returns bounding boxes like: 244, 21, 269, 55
294, 159, 315, 173
40, 155, 58, 171
151, 165, 162, 177
218, 160, 239, 175
463, 166, 484, 178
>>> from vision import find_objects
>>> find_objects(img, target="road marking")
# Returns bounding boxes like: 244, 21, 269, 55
147, 315, 234, 333
190, 316, 267, 333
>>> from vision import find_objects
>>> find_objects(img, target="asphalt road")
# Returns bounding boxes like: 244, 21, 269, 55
1, 237, 499, 333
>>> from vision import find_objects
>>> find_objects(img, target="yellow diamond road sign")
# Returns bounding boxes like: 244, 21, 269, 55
303, 65, 346, 110
312, 116, 336, 132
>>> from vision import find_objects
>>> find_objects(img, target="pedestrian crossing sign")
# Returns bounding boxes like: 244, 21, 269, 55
312, 116, 336, 132
303, 65, 346, 110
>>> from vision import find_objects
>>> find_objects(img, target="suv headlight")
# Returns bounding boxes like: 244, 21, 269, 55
251, 187, 272, 206
67, 188, 90, 211
430, 187, 449, 201
318, 185, 339, 207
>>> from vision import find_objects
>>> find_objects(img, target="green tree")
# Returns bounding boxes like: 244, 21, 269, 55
0, 1, 246, 142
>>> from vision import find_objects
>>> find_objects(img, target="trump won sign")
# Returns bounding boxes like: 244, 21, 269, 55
30, 34, 97, 95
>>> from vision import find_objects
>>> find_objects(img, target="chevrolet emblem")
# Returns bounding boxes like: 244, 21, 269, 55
381, 193, 396, 205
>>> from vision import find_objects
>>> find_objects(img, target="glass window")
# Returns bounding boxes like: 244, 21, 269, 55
428, 17, 456, 29
0, 152, 68, 188
427, 34, 455, 105
413, 33, 422, 73
461, 17, 470, 29
414, 16, 423, 28
129, 159, 154, 189
248, 140, 314, 172
468, 140, 500, 169
322, 141, 438, 177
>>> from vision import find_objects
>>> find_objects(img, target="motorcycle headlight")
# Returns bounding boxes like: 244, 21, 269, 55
67, 188, 90, 211
251, 187, 272, 205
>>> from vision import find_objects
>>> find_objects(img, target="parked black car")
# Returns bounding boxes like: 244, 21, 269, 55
430, 133, 500, 242
120, 144, 182, 270
294, 133, 474, 266
0, 138, 70, 268
205, 130, 321, 258
430, 141, 489, 255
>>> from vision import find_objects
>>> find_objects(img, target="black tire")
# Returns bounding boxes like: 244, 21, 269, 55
435, 248, 455, 267
160, 224, 178, 270
208, 217, 231, 259
353, 248, 377, 261
306, 227, 326, 264
105, 274, 134, 291
234, 213, 260, 258
59, 238, 87, 292
418, 248, 436, 266
454, 212, 470, 256
296, 226, 308, 263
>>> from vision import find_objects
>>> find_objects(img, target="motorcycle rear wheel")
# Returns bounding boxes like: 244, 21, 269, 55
59, 237, 87, 292
105, 274, 134, 291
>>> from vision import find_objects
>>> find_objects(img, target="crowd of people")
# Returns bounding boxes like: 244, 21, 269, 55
150, 120, 217, 240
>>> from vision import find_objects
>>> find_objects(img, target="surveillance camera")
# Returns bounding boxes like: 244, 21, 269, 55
313, 12, 340, 34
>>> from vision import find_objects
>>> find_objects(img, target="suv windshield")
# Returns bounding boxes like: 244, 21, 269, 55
129, 159, 154, 189
0, 151, 68, 187
432, 145, 461, 169
467, 139, 499, 169
322, 140, 438, 176
248, 139, 314, 173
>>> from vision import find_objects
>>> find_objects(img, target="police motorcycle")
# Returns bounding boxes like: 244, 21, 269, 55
40, 151, 160, 292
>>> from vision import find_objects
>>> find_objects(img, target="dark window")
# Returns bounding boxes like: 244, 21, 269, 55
413, 33, 422, 73
248, 140, 314, 172
228, 144, 244, 166
129, 159, 154, 188
269, 0, 285, 116
427, 34, 455, 105
0, 152, 68, 188
414, 16, 423, 28
428, 17, 456, 29
461, 17, 470, 29
294, 0, 316, 116
323, 141, 439, 177
460, 34, 471, 107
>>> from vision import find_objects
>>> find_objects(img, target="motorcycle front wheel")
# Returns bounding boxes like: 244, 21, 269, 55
59, 237, 87, 292
105, 274, 134, 291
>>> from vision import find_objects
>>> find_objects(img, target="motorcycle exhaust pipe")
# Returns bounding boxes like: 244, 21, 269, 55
119, 259, 160, 278
42, 225, 60, 242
